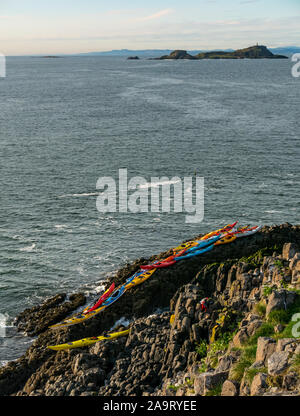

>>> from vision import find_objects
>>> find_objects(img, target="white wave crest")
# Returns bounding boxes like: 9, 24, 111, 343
134, 178, 181, 190
59, 192, 99, 198
110, 317, 131, 331
20, 243, 36, 252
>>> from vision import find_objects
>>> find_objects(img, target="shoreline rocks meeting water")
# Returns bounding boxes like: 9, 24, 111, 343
0, 223, 300, 396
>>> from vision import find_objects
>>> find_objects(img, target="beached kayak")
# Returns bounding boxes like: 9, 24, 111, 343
200, 221, 238, 240
49, 270, 156, 330
174, 243, 214, 261
123, 268, 156, 289
140, 249, 187, 270
214, 234, 237, 245
183, 235, 221, 253
83, 282, 115, 314
235, 225, 262, 238
47, 329, 130, 351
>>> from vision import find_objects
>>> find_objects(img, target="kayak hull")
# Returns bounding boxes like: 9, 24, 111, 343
48, 329, 130, 351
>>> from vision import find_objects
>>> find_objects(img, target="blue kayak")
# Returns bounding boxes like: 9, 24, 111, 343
174, 243, 214, 261
101, 285, 126, 307
101, 269, 147, 308
183, 235, 221, 254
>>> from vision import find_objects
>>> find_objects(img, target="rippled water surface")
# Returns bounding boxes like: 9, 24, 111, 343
0, 56, 299, 362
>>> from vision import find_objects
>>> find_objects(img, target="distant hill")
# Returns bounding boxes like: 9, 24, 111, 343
78, 48, 235, 57
78, 49, 173, 57
269, 46, 300, 57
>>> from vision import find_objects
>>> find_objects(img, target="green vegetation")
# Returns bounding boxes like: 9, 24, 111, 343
272, 296, 300, 339
280, 279, 289, 289
245, 366, 268, 384
266, 375, 283, 388
205, 382, 223, 396
167, 384, 178, 392
267, 309, 289, 325
185, 377, 194, 387
263, 286, 273, 297
195, 340, 208, 359
274, 259, 284, 269
231, 293, 300, 384
290, 353, 300, 375
246, 323, 275, 346
254, 302, 266, 317
231, 354, 254, 382
231, 344, 258, 383
195, 331, 236, 372
238, 245, 281, 268
197, 360, 208, 374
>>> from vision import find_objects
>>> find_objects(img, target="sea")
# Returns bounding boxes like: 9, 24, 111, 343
0, 56, 299, 364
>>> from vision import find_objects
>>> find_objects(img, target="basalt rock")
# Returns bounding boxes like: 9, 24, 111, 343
15, 293, 86, 336
0, 224, 300, 396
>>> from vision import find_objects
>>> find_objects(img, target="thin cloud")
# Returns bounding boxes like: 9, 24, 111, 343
137, 9, 173, 22
240, 0, 261, 4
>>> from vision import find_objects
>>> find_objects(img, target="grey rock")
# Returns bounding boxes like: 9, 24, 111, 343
282, 243, 298, 261
282, 372, 299, 390
256, 337, 276, 364
266, 290, 297, 317
232, 328, 248, 348
221, 380, 239, 396
216, 353, 239, 372
246, 319, 263, 336
250, 373, 268, 396
276, 338, 298, 353
194, 371, 229, 396
268, 351, 290, 375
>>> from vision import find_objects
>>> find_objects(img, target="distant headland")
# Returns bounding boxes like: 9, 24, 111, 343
153, 45, 288, 60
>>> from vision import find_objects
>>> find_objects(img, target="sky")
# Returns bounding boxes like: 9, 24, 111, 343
0, 0, 299, 55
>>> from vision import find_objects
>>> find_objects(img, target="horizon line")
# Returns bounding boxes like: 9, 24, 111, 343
4, 44, 300, 57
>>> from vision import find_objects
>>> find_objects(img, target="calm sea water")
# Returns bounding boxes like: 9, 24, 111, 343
0, 56, 299, 363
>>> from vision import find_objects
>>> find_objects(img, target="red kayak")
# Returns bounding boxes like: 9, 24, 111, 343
153, 260, 176, 268
140, 249, 186, 270
84, 283, 115, 314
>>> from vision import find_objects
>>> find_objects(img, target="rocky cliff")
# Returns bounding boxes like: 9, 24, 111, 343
0, 223, 299, 396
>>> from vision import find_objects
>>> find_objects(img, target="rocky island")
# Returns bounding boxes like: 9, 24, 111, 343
155, 45, 288, 60
0, 223, 300, 397
156, 50, 197, 60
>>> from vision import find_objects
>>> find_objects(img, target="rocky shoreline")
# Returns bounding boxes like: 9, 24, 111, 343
0, 223, 300, 396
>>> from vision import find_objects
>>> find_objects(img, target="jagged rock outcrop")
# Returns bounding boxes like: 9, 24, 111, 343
0, 224, 300, 396
156, 50, 197, 60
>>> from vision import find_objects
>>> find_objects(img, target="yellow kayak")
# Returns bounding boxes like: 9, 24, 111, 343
172, 222, 237, 252
172, 240, 199, 253
200, 221, 237, 240
47, 329, 130, 351
49, 269, 156, 330
214, 234, 237, 245
123, 268, 156, 290
49, 304, 107, 329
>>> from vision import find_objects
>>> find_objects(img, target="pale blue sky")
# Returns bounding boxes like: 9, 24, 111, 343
0, 0, 299, 55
